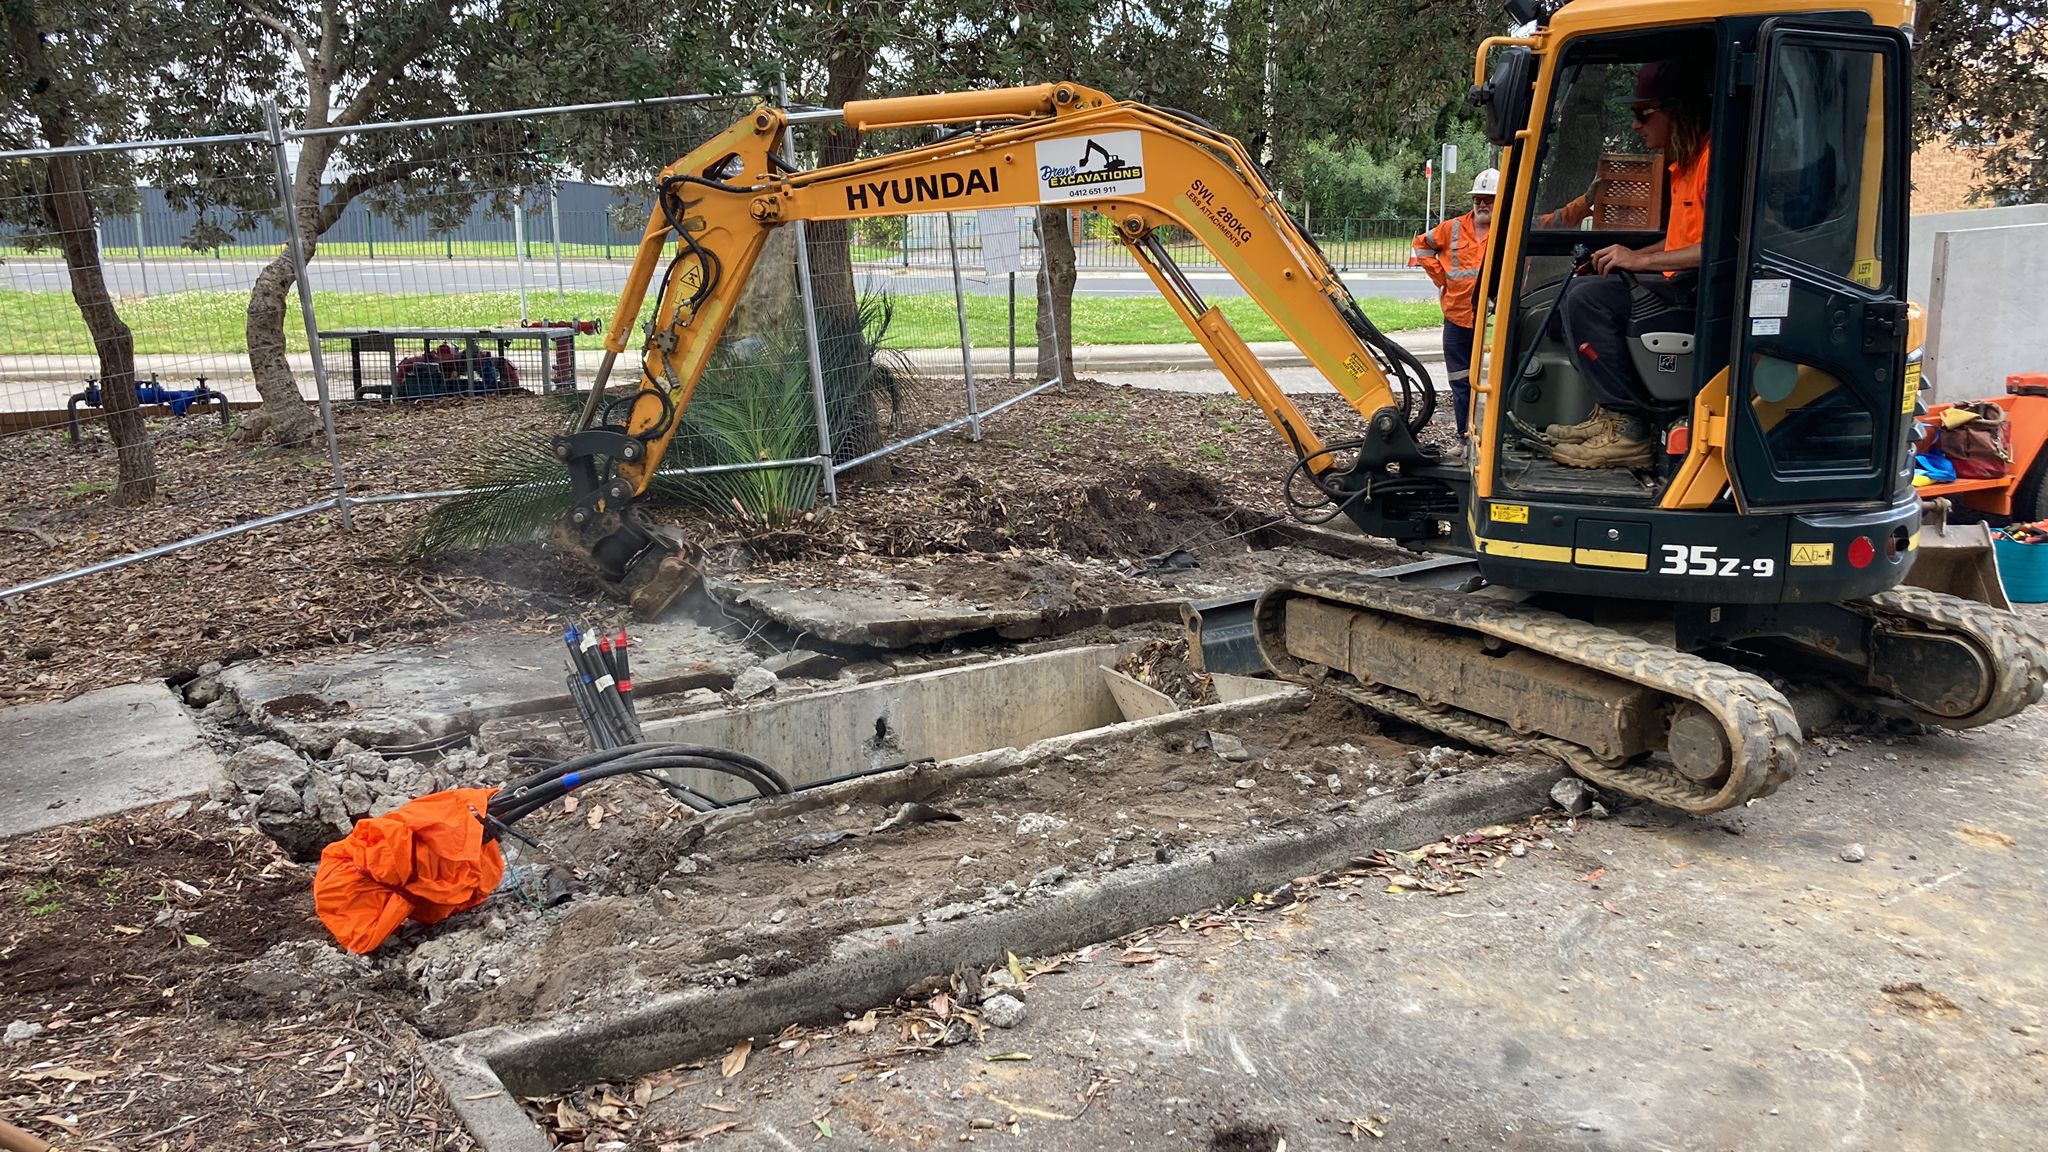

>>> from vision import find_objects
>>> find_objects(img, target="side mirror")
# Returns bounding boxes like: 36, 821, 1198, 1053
1470, 47, 1536, 147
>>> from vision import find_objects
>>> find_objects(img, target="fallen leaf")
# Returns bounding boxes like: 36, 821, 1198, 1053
183, 934, 211, 948
702, 1103, 738, 1114
931, 993, 952, 1021
586, 803, 605, 830
1578, 868, 1607, 883
846, 1010, 877, 1035
813, 1117, 833, 1137
1007, 951, 1027, 989
111, 925, 142, 935
721, 1038, 751, 1079
17, 1066, 106, 1082
682, 1121, 737, 1141
1955, 826, 2015, 850
985, 1052, 1032, 1062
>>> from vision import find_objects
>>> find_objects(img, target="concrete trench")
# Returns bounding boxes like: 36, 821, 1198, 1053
411, 644, 1560, 1151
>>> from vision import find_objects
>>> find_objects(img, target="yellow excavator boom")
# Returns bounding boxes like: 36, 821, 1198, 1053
553, 83, 1438, 615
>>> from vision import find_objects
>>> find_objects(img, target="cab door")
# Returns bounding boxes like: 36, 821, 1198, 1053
1727, 21, 1910, 509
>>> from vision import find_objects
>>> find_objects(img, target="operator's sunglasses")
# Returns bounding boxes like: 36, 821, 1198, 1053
1631, 103, 1663, 125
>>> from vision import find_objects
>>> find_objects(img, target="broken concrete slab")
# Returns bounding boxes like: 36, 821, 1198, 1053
0, 682, 221, 839
222, 619, 756, 755
705, 575, 1181, 649
1100, 665, 1178, 721
428, 759, 1560, 1125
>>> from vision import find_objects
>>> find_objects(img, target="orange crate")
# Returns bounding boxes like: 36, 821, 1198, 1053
1593, 152, 1665, 230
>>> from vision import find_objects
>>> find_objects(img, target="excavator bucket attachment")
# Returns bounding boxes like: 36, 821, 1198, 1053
1905, 499, 2011, 610
622, 541, 704, 620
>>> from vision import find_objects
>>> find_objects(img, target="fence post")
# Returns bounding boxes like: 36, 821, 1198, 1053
265, 101, 353, 531
945, 211, 981, 441
133, 208, 149, 296
366, 204, 375, 259
901, 216, 910, 268
779, 78, 839, 506
513, 196, 531, 322
1341, 217, 1352, 272
549, 188, 565, 297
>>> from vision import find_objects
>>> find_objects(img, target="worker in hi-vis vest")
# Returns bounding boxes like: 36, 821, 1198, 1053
1414, 167, 1593, 451
1412, 169, 1501, 453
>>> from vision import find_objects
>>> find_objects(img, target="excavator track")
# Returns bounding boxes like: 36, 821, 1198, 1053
1255, 573, 1804, 814
1840, 586, 2048, 727
1255, 576, 2048, 815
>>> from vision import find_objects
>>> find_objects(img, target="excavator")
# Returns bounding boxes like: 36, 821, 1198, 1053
550, 0, 2048, 815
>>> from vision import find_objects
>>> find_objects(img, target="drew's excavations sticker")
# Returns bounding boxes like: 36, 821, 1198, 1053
1036, 132, 1146, 201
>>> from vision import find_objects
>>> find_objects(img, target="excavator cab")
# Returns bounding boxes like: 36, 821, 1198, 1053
1466, 5, 1920, 605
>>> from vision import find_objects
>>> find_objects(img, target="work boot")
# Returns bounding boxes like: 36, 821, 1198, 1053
1544, 406, 1620, 444
1551, 423, 1654, 470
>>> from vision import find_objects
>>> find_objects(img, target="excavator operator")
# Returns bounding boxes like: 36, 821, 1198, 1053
1549, 59, 1712, 470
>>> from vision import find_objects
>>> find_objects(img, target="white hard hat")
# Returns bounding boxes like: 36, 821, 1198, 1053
1470, 168, 1500, 197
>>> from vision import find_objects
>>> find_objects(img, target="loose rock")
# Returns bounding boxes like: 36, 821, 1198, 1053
732, 665, 779, 700
981, 994, 1027, 1029
3, 1020, 44, 1046
1210, 732, 1251, 762
1840, 843, 1868, 863
1550, 776, 1595, 814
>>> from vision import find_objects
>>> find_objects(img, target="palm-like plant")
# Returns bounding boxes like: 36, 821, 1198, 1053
410, 290, 909, 557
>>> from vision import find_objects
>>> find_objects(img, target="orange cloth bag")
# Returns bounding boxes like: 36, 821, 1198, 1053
312, 786, 506, 954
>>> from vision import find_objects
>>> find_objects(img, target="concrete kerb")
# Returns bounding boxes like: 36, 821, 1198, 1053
425, 744, 1561, 1149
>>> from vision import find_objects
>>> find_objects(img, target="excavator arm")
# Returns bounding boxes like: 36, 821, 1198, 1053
556, 82, 1441, 616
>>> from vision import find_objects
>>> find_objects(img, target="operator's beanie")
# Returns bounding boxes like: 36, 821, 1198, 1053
1635, 60, 1685, 102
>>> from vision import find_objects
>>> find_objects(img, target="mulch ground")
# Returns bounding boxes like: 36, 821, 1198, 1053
0, 371, 1429, 1150
0, 377, 1404, 702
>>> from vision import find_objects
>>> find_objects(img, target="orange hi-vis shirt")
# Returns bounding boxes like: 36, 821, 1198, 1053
1664, 143, 1710, 265
1412, 212, 1487, 327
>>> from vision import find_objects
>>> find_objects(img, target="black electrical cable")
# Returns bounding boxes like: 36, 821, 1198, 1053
489, 756, 774, 824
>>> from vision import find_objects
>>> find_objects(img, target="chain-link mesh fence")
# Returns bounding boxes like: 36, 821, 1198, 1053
0, 94, 1095, 599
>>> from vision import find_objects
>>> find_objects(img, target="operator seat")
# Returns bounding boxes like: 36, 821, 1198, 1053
1625, 271, 1699, 402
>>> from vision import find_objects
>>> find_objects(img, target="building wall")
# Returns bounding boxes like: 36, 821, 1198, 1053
1912, 140, 1990, 215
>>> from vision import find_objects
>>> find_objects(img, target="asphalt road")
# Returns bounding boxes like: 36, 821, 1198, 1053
0, 256, 1436, 302
604, 658, 2048, 1152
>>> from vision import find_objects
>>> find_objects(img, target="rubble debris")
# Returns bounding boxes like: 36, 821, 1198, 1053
981, 994, 1028, 1029
1549, 776, 1595, 814
732, 665, 780, 700
1840, 843, 1868, 863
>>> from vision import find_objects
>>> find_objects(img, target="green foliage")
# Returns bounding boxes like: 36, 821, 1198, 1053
855, 216, 906, 249
1914, 0, 2048, 203
412, 290, 906, 552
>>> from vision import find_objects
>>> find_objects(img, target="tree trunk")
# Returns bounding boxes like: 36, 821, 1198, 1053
241, 248, 321, 443
809, 36, 883, 471
1034, 207, 1077, 384
42, 155, 156, 504
240, 130, 329, 446
5, 0, 156, 504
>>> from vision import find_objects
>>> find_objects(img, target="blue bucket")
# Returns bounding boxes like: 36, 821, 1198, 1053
1995, 536, 2048, 603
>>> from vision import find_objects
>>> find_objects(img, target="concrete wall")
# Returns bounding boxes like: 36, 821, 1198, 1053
1908, 204, 2048, 308
1924, 222, 2048, 400
650, 645, 1133, 801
